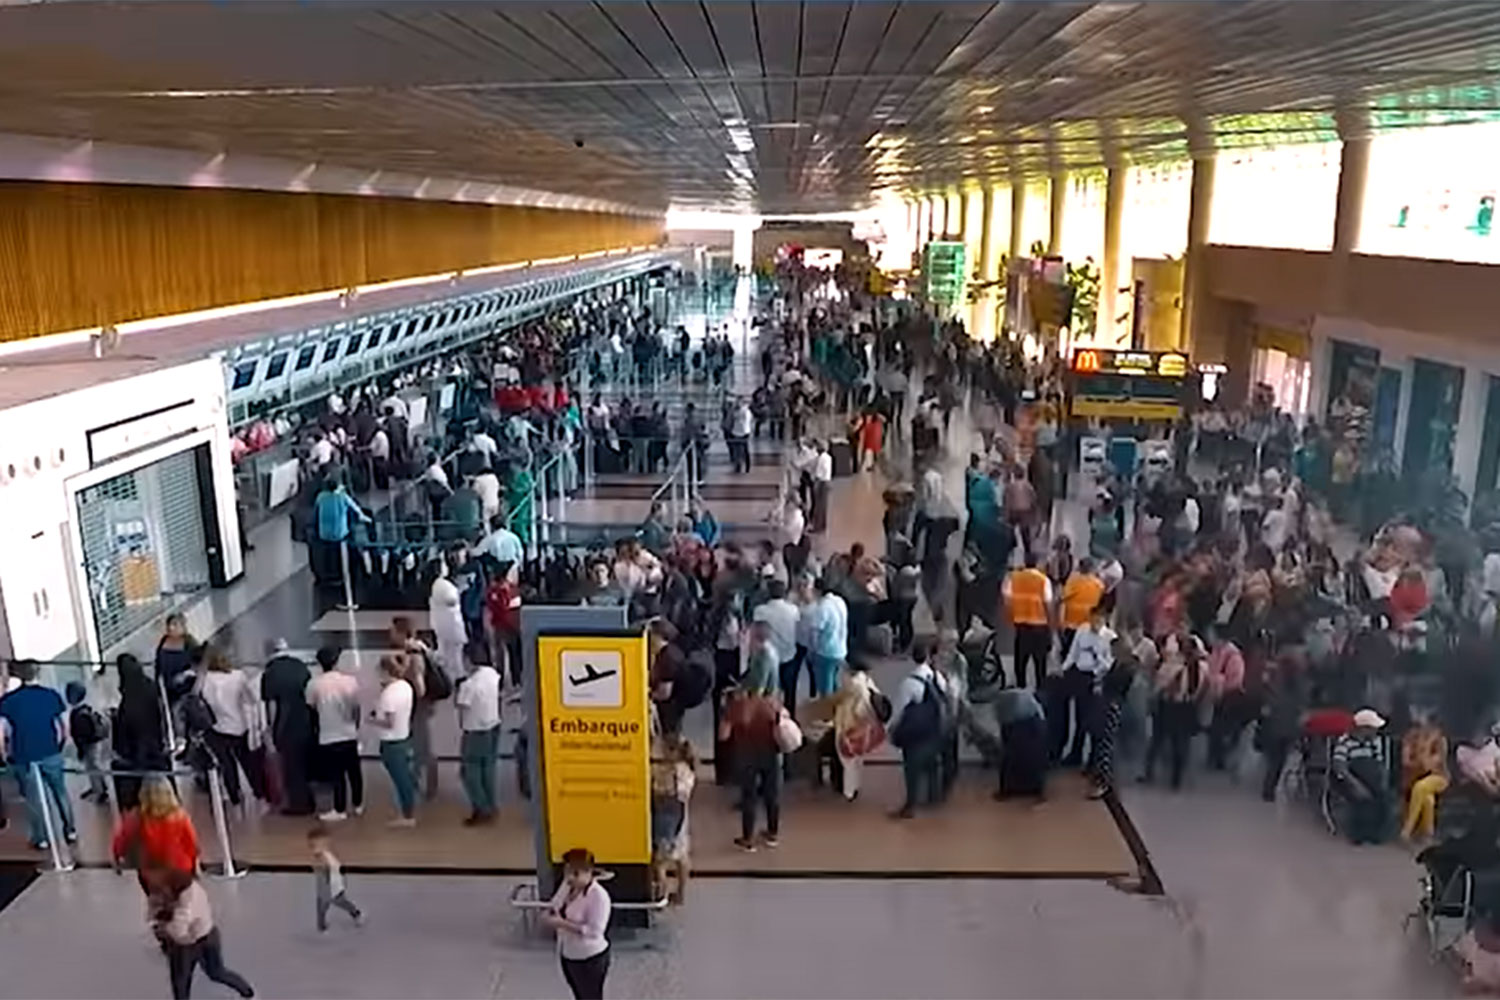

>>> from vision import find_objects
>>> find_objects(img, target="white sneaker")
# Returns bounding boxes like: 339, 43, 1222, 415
386, 817, 417, 829
318, 810, 347, 823
353, 804, 366, 817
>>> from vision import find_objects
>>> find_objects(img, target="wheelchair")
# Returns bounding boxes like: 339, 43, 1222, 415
1279, 732, 1340, 835
1406, 849, 1476, 959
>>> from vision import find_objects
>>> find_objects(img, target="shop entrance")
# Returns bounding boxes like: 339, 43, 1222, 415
1402, 358, 1465, 482
75, 445, 213, 654
1476, 376, 1500, 501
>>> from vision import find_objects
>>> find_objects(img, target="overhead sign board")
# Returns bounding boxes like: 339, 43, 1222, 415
1071, 348, 1191, 377
923, 241, 967, 305
535, 632, 651, 865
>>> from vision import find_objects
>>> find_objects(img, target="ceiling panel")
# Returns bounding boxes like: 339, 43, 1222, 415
3, 1, 1500, 213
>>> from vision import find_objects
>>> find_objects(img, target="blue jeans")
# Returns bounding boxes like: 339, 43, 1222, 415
459, 726, 500, 816
19, 754, 75, 846
378, 739, 417, 818
809, 654, 841, 697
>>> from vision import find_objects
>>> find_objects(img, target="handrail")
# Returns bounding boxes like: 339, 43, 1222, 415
508, 881, 669, 935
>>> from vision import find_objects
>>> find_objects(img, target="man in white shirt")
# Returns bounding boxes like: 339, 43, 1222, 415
1262, 496, 1291, 552
754, 579, 802, 707
309, 432, 335, 471
381, 393, 409, 423
305, 646, 363, 821
470, 429, 499, 466
1058, 608, 1115, 766
424, 454, 451, 490
810, 441, 833, 533
728, 398, 753, 474
473, 468, 502, 524
455, 659, 502, 824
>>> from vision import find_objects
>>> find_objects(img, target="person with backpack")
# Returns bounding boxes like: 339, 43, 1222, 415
391, 616, 448, 801
65, 681, 109, 805
888, 639, 950, 819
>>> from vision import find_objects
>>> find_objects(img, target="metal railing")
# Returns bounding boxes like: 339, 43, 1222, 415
6, 762, 243, 879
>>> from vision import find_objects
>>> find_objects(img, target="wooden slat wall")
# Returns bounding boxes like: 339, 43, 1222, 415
0, 181, 664, 342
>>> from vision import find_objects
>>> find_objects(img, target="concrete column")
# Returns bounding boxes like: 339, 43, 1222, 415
950, 191, 966, 240
1327, 109, 1372, 313
1008, 182, 1026, 260
1179, 141, 1217, 354
924, 196, 937, 247
978, 186, 997, 282
933, 195, 947, 241
1099, 166, 1126, 346
1046, 174, 1067, 257
1454, 363, 1488, 496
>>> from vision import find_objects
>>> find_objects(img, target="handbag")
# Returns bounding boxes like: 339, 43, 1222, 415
774, 709, 804, 754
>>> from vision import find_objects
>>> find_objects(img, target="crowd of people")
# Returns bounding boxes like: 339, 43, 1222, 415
15, 258, 1500, 995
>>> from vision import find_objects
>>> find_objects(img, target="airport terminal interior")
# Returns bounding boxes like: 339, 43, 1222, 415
6, 2, 1500, 998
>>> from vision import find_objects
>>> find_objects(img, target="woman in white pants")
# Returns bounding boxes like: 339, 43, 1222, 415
832, 662, 886, 800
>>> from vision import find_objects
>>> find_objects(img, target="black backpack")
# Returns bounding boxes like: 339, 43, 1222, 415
890, 676, 944, 750
181, 692, 217, 735
69, 704, 105, 747
673, 653, 713, 711
421, 648, 454, 702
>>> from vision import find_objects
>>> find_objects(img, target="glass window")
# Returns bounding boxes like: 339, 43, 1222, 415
1360, 120, 1500, 263
344, 333, 363, 356
1059, 172, 1106, 265
421, 314, 434, 333
230, 361, 258, 390
263, 352, 289, 379
321, 341, 340, 364
366, 328, 383, 349
1209, 141, 1340, 250
294, 345, 317, 371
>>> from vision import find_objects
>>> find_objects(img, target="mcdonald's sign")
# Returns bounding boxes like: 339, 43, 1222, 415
1072, 349, 1101, 373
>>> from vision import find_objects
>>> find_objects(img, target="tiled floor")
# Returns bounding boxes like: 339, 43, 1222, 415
0, 823, 1448, 1000
4, 291, 1454, 996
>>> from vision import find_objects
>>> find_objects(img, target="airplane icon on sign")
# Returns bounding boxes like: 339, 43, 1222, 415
559, 650, 624, 708
568, 662, 618, 687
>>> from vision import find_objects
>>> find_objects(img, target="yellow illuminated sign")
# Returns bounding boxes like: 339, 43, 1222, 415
1071, 399, 1184, 420
536, 632, 651, 864
1072, 349, 1100, 372
1157, 353, 1188, 377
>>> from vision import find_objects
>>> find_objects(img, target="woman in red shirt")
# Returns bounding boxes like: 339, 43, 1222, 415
112, 775, 200, 894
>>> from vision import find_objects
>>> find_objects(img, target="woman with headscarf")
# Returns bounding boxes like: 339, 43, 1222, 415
112, 653, 171, 811
720, 623, 784, 851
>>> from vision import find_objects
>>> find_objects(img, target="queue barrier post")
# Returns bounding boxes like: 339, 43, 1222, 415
31, 763, 73, 874
207, 769, 244, 880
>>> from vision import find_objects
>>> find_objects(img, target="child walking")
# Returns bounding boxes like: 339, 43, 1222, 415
65, 681, 110, 805
308, 825, 362, 932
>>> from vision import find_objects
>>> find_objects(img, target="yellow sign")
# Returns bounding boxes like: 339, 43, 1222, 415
1071, 399, 1183, 420
536, 633, 651, 864
1156, 352, 1188, 377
